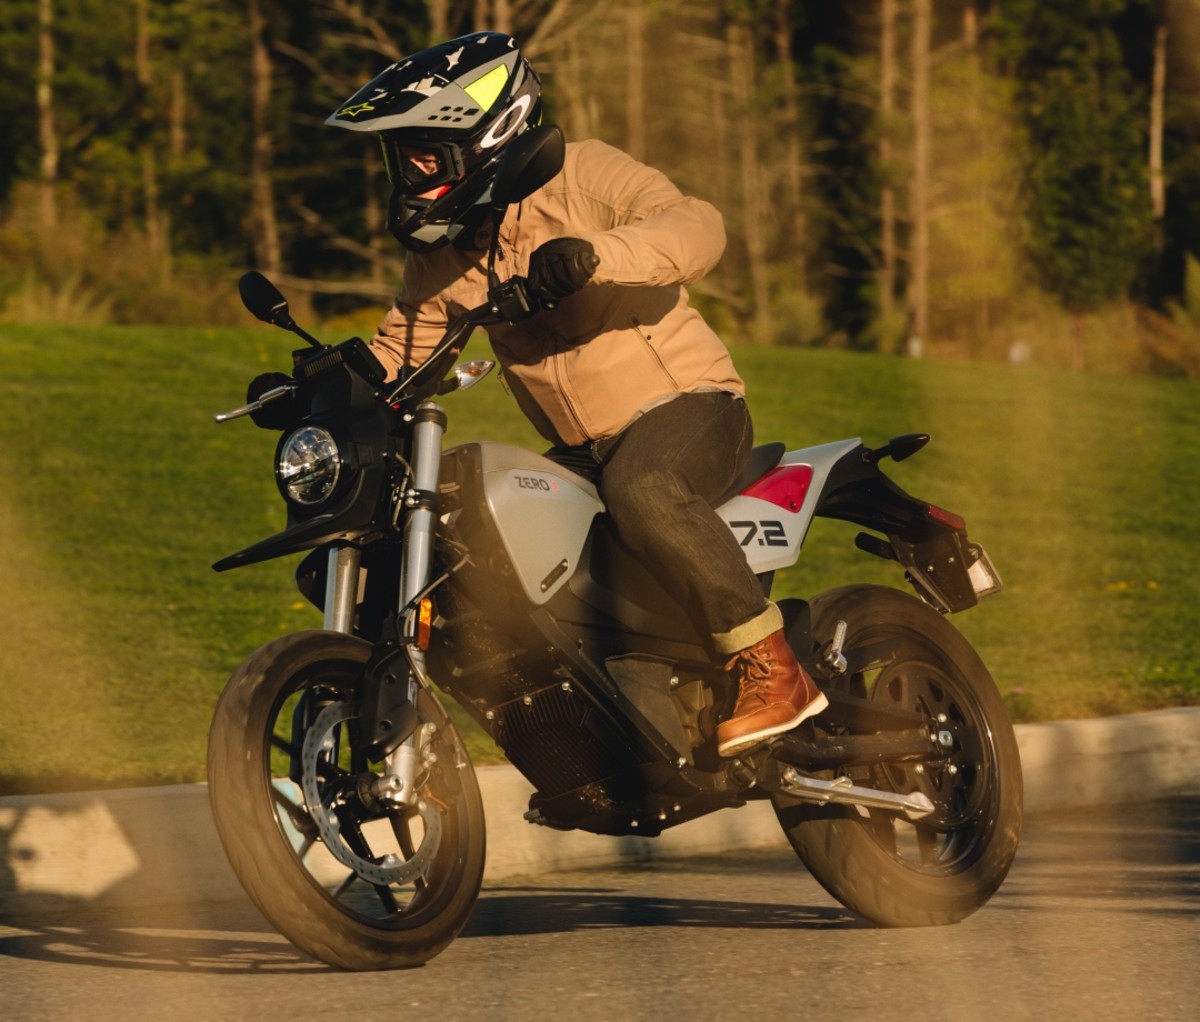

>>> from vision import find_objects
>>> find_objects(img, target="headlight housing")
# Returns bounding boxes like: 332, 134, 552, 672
277, 425, 341, 505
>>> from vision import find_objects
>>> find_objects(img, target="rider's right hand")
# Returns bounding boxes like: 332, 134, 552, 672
526, 238, 599, 300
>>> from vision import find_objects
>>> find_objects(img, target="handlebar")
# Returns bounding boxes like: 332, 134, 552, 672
384, 274, 550, 405
215, 271, 561, 421
214, 381, 298, 424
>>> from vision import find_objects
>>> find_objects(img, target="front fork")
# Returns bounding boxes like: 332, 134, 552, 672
322, 402, 447, 810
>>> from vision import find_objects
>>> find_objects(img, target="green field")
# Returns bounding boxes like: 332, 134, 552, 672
2, 321, 1198, 793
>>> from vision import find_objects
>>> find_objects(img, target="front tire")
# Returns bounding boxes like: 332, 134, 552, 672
207, 631, 485, 969
774, 586, 1022, 927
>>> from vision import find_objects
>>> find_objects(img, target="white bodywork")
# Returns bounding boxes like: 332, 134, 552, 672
467, 438, 862, 605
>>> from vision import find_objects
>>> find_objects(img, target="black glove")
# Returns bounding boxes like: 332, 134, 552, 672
247, 372, 305, 430
526, 238, 599, 300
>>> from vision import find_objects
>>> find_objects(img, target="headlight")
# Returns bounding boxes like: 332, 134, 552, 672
278, 425, 341, 505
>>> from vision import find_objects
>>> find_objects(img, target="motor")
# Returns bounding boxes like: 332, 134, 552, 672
206, 126, 1022, 970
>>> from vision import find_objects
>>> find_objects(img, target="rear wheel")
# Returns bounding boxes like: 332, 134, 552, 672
773, 586, 1022, 926
207, 631, 485, 969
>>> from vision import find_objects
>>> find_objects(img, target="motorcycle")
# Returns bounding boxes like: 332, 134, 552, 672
207, 126, 1022, 971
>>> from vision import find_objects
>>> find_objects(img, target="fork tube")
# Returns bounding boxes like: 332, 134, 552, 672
323, 544, 361, 634
386, 403, 446, 808
400, 403, 446, 611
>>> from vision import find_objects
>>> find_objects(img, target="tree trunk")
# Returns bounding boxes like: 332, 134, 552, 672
774, 0, 806, 292
249, 0, 281, 274
710, 56, 735, 305
965, 0, 987, 340
558, 35, 591, 140
169, 68, 187, 160
727, 19, 771, 343
475, 0, 511, 34
879, 0, 897, 350
907, 0, 932, 349
1150, 22, 1167, 237
135, 0, 167, 271
427, 0, 449, 42
363, 145, 385, 287
625, 0, 646, 162
36, 0, 59, 232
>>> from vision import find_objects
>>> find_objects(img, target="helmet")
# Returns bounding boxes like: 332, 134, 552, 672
326, 32, 542, 252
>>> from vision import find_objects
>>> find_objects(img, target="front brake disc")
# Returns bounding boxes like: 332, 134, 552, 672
300, 700, 442, 886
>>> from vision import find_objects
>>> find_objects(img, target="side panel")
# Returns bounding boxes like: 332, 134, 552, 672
717, 439, 862, 573
476, 443, 604, 605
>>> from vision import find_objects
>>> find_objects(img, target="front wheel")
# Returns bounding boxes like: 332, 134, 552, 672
207, 631, 486, 969
773, 585, 1022, 927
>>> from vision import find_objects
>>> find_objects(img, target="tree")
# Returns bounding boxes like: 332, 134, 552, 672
998, 0, 1153, 368
248, 0, 281, 273
877, 0, 897, 349
36, 0, 57, 231
725, 9, 772, 342
907, 0, 931, 348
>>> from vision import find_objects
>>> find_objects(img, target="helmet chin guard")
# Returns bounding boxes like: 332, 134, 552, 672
328, 32, 543, 252
386, 172, 498, 252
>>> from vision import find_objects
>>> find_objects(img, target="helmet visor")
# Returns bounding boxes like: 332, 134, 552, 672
380, 138, 467, 197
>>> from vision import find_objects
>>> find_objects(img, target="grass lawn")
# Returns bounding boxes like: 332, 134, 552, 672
1, 321, 1198, 793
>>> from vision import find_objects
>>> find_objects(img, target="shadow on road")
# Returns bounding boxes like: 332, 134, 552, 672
0, 874, 860, 974
0, 903, 320, 974
463, 889, 861, 938
3, 800, 1197, 974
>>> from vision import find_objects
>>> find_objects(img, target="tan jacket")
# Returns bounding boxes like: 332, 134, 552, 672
372, 138, 745, 447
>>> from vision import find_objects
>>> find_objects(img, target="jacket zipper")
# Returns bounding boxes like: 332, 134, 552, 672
550, 334, 590, 441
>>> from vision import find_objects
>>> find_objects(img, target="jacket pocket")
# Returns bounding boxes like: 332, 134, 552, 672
629, 314, 679, 389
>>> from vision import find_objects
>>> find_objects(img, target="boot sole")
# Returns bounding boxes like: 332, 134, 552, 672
717, 692, 830, 758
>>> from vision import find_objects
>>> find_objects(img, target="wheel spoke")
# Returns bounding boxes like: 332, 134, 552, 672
391, 813, 427, 892
271, 784, 320, 842
271, 732, 300, 756
333, 871, 358, 897
915, 823, 941, 866
372, 882, 401, 914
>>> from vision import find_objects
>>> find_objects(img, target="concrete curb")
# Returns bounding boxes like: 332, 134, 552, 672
2, 707, 1198, 921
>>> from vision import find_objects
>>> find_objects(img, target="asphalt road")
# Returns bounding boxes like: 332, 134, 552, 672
2, 799, 1197, 1022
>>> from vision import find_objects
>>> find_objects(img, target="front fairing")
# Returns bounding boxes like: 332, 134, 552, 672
214, 346, 403, 572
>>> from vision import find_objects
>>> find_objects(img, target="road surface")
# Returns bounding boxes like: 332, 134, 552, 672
2, 799, 1197, 1022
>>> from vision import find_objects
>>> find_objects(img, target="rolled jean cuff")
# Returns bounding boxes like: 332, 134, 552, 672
712, 601, 783, 655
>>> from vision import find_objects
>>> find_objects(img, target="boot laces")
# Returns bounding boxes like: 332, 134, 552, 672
727, 645, 776, 704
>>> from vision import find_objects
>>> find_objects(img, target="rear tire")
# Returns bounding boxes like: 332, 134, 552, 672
208, 631, 485, 969
774, 586, 1022, 926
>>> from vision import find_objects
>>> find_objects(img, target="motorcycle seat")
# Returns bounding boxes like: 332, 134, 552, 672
714, 441, 785, 506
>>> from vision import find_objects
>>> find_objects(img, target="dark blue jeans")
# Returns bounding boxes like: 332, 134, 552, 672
546, 390, 774, 651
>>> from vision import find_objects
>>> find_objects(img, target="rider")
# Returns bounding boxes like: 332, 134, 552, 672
327, 31, 826, 757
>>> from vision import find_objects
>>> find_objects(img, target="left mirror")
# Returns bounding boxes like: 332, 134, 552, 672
239, 271, 290, 327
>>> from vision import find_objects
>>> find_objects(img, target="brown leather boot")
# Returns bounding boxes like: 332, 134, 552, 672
716, 629, 828, 757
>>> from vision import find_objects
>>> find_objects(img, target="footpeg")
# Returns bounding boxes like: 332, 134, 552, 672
779, 766, 935, 820
823, 620, 848, 675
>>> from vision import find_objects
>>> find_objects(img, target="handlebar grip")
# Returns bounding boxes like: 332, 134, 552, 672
534, 254, 600, 312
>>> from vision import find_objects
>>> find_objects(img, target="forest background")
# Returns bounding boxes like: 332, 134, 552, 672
2, 0, 1200, 371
